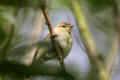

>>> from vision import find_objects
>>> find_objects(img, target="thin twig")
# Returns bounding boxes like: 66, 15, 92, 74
42, 9, 66, 71
106, 35, 119, 73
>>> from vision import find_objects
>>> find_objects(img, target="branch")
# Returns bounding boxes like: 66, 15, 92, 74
41, 8, 66, 71
69, 0, 110, 80
106, 35, 119, 73
110, 0, 120, 76
70, 0, 99, 65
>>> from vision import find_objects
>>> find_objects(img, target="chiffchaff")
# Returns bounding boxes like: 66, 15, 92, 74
33, 22, 73, 63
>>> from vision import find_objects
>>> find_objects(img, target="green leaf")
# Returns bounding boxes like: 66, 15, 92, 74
0, 7, 16, 24
54, 0, 70, 8
85, 0, 112, 12
0, 0, 44, 8
0, 27, 6, 45
0, 60, 74, 80
0, 7, 16, 46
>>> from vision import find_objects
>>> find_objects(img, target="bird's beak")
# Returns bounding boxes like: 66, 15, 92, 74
70, 25, 74, 28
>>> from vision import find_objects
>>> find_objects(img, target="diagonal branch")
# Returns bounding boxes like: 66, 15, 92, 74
41, 9, 66, 71
106, 35, 119, 73
69, 0, 111, 80
110, 0, 120, 76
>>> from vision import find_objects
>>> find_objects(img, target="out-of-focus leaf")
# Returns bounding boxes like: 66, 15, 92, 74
0, 27, 6, 45
86, 11, 115, 34
0, 7, 16, 56
0, 0, 45, 8
0, 7, 16, 24
85, 0, 112, 12
0, 0, 27, 7
0, 60, 74, 80
0, 7, 15, 45
53, 0, 70, 8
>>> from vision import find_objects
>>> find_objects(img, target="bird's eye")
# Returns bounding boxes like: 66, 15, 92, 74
62, 25, 66, 27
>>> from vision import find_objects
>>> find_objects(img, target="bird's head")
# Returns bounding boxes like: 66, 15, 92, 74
56, 22, 73, 34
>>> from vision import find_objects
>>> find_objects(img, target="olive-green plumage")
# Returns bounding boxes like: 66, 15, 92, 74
33, 22, 73, 63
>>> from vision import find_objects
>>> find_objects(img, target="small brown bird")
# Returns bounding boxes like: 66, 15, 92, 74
33, 22, 73, 63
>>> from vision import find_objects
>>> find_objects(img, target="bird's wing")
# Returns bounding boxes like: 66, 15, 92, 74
32, 33, 57, 63
32, 44, 54, 63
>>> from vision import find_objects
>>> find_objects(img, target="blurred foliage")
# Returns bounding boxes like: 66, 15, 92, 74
53, 0, 115, 33
0, 7, 15, 46
0, 0, 72, 79
0, 27, 6, 45
53, 0, 112, 12
0, 0, 28, 7
0, 0, 40, 8
85, 0, 112, 12
0, 60, 74, 80
0, 7, 15, 24
0, 0, 47, 14
0, 0, 119, 80
54, 0, 70, 8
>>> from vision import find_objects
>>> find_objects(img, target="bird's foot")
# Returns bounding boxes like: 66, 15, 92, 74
51, 33, 58, 38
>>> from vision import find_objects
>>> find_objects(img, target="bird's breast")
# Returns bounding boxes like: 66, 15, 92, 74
55, 29, 72, 57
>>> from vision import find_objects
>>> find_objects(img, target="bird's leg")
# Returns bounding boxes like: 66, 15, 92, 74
50, 33, 58, 38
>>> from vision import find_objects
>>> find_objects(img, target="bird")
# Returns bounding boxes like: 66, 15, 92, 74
32, 22, 73, 64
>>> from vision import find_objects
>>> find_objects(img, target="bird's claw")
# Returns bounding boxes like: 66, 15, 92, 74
51, 34, 57, 38
45, 22, 48, 25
